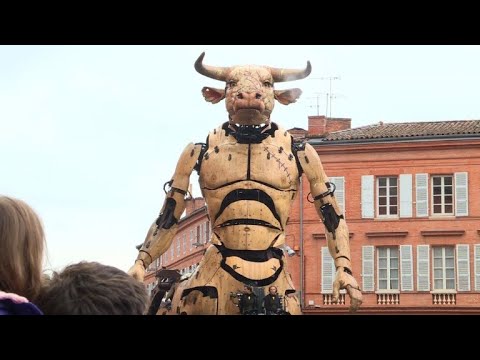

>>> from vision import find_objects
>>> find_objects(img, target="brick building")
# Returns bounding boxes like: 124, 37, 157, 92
287, 116, 480, 314
143, 116, 480, 314
143, 197, 210, 296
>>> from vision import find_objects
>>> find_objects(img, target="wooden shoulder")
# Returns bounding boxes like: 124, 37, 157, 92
270, 123, 294, 148
206, 123, 228, 148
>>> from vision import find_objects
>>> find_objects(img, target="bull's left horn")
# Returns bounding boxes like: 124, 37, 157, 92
194, 52, 230, 82
270, 61, 312, 82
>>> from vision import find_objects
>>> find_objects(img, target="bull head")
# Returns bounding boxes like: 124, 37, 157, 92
194, 52, 311, 126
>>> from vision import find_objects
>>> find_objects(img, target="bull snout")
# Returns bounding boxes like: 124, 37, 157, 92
233, 91, 266, 114
236, 92, 262, 100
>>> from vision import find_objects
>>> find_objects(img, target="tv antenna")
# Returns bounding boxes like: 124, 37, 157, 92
306, 92, 328, 116
309, 76, 341, 119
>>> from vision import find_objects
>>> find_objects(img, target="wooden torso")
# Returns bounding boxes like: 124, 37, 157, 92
199, 123, 300, 250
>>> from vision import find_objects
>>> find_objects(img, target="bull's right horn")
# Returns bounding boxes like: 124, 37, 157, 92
194, 52, 231, 82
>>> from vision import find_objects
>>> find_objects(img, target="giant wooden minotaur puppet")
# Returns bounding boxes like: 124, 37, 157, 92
128, 53, 363, 314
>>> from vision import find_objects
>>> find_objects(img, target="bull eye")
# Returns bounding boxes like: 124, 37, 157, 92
263, 81, 272, 88
227, 80, 237, 88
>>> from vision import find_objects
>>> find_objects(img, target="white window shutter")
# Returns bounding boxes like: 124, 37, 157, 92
399, 174, 413, 218
475, 245, 480, 291
455, 172, 468, 216
206, 220, 210, 242
361, 175, 374, 218
400, 245, 413, 291
329, 258, 347, 294
415, 174, 429, 217
321, 247, 334, 293
456, 244, 470, 291
362, 246, 375, 291
330, 177, 345, 216
417, 245, 430, 291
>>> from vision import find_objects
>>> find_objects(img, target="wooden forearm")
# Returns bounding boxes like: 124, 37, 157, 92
136, 143, 203, 268
297, 143, 352, 273
136, 222, 179, 268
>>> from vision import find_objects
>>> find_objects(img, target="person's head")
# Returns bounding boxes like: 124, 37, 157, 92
36, 261, 148, 315
0, 196, 45, 301
243, 285, 252, 294
268, 286, 278, 295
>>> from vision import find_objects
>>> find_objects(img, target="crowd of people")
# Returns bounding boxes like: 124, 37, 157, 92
0, 195, 148, 315
0, 195, 291, 315
238, 285, 288, 315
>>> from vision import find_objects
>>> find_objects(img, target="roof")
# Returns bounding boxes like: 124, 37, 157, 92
318, 120, 480, 142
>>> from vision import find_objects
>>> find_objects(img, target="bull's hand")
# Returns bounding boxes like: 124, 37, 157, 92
332, 267, 363, 312
128, 260, 146, 282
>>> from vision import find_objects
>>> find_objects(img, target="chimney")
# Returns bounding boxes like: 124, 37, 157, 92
185, 197, 206, 217
288, 127, 308, 141
308, 115, 351, 136
308, 115, 327, 136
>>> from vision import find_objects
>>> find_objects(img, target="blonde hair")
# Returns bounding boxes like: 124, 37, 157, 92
0, 196, 45, 300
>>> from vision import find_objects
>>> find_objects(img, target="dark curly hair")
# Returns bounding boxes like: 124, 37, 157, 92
36, 261, 148, 315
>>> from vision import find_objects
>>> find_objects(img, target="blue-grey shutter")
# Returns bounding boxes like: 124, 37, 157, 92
330, 177, 345, 216
456, 244, 470, 291
415, 174, 429, 217
321, 247, 333, 293
455, 172, 468, 216
361, 175, 374, 218
417, 245, 430, 291
400, 245, 413, 291
475, 245, 480, 291
362, 246, 375, 291
399, 174, 413, 218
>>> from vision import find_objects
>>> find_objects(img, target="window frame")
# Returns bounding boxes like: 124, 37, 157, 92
376, 176, 399, 218
432, 246, 456, 291
377, 246, 400, 292
431, 175, 454, 216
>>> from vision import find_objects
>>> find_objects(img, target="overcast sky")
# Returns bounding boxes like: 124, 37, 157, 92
1, 45, 480, 273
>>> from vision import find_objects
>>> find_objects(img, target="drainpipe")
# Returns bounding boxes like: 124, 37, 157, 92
299, 175, 305, 309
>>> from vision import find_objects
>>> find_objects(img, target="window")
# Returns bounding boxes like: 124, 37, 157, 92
377, 177, 398, 217
183, 234, 187, 254
196, 225, 201, 244
190, 230, 194, 249
417, 173, 468, 217
329, 177, 345, 216
378, 247, 399, 290
433, 246, 455, 290
206, 220, 210, 242
432, 175, 453, 215
171, 244, 174, 260
176, 238, 180, 257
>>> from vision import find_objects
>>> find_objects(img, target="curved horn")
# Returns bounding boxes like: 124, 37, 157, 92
270, 61, 312, 82
194, 52, 230, 82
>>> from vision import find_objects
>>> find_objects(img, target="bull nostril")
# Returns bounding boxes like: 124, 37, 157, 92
236, 93, 243, 99
255, 93, 262, 99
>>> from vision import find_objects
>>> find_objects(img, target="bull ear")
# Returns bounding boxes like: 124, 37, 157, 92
202, 87, 225, 104
274, 88, 303, 105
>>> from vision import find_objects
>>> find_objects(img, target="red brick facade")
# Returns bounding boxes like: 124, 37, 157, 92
289, 118, 480, 314
145, 117, 480, 314
307, 115, 351, 137
143, 198, 210, 295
